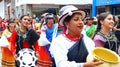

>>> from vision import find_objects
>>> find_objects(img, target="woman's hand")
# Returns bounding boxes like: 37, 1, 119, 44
83, 60, 104, 67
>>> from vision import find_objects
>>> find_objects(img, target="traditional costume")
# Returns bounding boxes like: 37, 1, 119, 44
0, 29, 16, 67
49, 33, 95, 67
114, 21, 120, 41
10, 28, 40, 67
38, 13, 58, 67
85, 24, 97, 38
93, 31, 119, 54
49, 5, 96, 67
38, 23, 57, 67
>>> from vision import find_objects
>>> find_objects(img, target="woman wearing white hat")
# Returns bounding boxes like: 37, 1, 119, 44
49, 5, 103, 67
38, 13, 58, 67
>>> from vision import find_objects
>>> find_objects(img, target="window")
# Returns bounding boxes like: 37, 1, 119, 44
114, 7, 120, 15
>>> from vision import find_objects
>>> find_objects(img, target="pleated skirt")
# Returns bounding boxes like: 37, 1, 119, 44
37, 46, 52, 67
1, 47, 15, 67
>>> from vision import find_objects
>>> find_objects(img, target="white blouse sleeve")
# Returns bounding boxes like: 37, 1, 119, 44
39, 26, 50, 46
49, 35, 85, 67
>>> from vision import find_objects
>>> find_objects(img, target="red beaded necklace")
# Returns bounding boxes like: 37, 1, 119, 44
62, 28, 82, 41
64, 32, 82, 41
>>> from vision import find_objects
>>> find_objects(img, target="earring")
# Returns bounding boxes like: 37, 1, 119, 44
66, 28, 69, 34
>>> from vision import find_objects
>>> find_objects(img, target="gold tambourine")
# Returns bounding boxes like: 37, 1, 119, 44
87, 47, 120, 67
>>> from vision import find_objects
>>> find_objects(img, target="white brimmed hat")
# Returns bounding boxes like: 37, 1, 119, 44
58, 5, 86, 26
46, 13, 54, 19
41, 13, 48, 18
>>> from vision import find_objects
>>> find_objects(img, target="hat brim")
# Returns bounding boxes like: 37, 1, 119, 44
59, 10, 86, 26
86, 17, 94, 20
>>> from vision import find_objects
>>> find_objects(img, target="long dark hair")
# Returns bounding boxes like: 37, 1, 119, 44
96, 12, 112, 32
92, 12, 112, 39
20, 15, 29, 20
116, 16, 120, 22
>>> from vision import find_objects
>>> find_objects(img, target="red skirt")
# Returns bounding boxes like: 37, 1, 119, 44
37, 46, 52, 67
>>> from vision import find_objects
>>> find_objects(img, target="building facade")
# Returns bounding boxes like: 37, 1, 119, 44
0, 0, 92, 18
0, 0, 15, 18
92, 0, 120, 17
0, 1, 5, 18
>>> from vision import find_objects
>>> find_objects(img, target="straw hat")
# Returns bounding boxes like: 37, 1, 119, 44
58, 5, 86, 26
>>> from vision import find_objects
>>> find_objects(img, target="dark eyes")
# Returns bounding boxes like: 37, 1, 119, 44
74, 18, 79, 21
23, 18, 30, 21
108, 18, 114, 21
74, 18, 82, 21
108, 18, 111, 20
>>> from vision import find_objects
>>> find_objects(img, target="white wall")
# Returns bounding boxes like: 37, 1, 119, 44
15, 0, 56, 6
15, 0, 92, 7
0, 1, 5, 18
55, 0, 92, 5
15, 0, 92, 18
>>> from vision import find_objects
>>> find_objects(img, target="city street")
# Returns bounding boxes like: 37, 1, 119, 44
0, 0, 120, 67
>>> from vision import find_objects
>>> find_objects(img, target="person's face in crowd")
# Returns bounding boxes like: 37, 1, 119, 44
46, 18, 54, 25
87, 19, 93, 25
9, 22, 15, 28
101, 14, 114, 29
8, 22, 16, 32
65, 13, 84, 35
21, 16, 31, 27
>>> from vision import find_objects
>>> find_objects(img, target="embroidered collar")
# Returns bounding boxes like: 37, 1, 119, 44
97, 31, 113, 40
